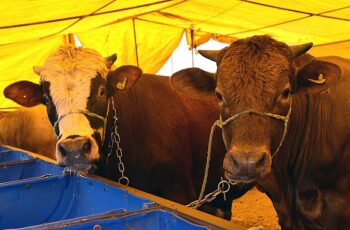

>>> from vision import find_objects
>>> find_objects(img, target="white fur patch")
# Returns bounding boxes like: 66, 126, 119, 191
40, 46, 108, 117
56, 114, 99, 161
39, 46, 108, 161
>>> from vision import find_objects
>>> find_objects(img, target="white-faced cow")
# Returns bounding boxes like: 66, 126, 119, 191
3, 45, 252, 219
170, 35, 350, 229
0, 105, 56, 159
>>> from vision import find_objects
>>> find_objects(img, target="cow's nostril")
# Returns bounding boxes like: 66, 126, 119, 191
82, 139, 91, 153
230, 155, 239, 169
59, 143, 68, 157
256, 153, 267, 168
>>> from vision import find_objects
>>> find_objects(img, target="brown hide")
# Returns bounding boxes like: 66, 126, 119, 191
0, 105, 56, 159
98, 74, 251, 219
267, 55, 350, 230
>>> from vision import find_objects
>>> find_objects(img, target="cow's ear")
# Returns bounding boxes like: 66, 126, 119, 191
4, 81, 43, 107
170, 68, 216, 98
296, 59, 341, 94
106, 65, 142, 96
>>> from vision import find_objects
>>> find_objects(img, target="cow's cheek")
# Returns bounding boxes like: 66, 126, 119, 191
55, 145, 65, 166
87, 138, 100, 161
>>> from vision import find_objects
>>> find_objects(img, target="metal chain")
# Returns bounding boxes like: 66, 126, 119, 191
186, 178, 236, 208
106, 97, 129, 186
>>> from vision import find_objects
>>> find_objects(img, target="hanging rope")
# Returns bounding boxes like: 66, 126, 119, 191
195, 120, 221, 208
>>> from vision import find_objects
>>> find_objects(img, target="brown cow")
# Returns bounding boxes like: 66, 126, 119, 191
0, 105, 56, 159
3, 45, 251, 219
170, 35, 350, 229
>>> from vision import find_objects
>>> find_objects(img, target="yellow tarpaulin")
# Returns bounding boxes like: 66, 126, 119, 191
0, 0, 349, 108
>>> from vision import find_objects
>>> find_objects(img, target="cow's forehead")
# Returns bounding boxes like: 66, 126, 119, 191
217, 48, 290, 87
216, 46, 291, 109
39, 46, 108, 116
216, 35, 291, 83
40, 45, 108, 81
218, 56, 289, 77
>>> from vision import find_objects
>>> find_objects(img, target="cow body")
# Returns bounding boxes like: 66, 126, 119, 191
0, 105, 56, 159
3, 46, 251, 219
170, 35, 350, 229
99, 74, 249, 215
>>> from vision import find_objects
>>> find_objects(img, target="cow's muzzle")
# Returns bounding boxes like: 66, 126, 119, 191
223, 148, 271, 183
216, 99, 292, 182
57, 135, 97, 172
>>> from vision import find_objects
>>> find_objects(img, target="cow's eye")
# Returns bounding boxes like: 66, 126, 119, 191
281, 88, 291, 98
215, 91, 223, 102
43, 95, 50, 105
98, 87, 105, 97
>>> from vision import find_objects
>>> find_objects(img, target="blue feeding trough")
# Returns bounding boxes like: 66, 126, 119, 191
0, 159, 64, 183
0, 174, 153, 229
0, 146, 33, 163
0, 145, 231, 230
51, 209, 208, 230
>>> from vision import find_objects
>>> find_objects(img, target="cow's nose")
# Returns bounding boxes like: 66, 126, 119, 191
224, 149, 271, 181
58, 136, 91, 158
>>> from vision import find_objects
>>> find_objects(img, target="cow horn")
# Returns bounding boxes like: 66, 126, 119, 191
105, 53, 117, 68
33, 66, 42, 75
198, 50, 220, 62
290, 42, 313, 58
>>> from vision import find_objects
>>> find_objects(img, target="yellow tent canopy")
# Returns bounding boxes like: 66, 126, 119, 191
1, 0, 349, 108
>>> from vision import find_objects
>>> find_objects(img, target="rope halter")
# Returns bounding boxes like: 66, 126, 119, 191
217, 97, 292, 159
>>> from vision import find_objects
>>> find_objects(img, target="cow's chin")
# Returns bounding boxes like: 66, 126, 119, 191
57, 154, 99, 174
63, 161, 98, 174
224, 171, 258, 184
65, 163, 92, 173
224, 166, 272, 183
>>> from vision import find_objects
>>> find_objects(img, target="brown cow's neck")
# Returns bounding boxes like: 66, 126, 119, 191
262, 84, 345, 229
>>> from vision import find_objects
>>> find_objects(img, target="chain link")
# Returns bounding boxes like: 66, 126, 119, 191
186, 178, 237, 208
106, 97, 129, 186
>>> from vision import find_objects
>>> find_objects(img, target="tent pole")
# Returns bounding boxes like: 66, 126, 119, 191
191, 29, 194, 67
133, 19, 139, 67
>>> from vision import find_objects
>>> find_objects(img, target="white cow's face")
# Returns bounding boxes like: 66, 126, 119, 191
4, 45, 144, 171
35, 46, 112, 170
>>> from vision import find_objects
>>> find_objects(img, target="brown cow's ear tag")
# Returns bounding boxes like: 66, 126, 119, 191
308, 73, 326, 84
106, 65, 142, 96
116, 77, 128, 90
297, 59, 341, 95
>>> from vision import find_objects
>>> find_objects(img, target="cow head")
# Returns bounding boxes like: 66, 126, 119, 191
4, 46, 141, 171
171, 35, 318, 183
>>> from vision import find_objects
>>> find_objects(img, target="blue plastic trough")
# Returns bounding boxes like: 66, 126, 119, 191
0, 159, 63, 183
0, 174, 153, 229
52, 209, 208, 230
0, 146, 33, 163
0, 145, 241, 230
